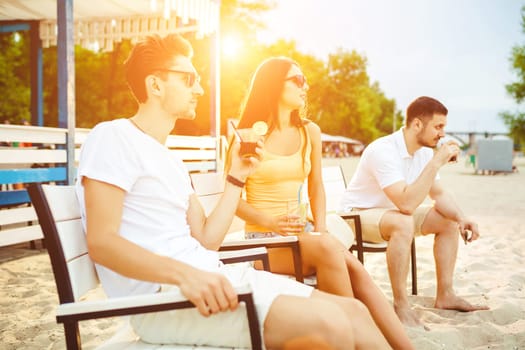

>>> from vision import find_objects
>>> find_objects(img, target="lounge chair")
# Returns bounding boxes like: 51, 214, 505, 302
28, 183, 267, 349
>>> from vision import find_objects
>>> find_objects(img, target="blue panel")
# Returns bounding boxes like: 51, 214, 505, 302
0, 190, 30, 207
0, 23, 30, 33
0, 167, 67, 185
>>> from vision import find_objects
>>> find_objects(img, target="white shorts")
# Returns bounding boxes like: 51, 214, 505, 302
130, 263, 313, 348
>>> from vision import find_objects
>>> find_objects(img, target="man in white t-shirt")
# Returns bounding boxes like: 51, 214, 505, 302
340, 96, 489, 327
75, 33, 395, 349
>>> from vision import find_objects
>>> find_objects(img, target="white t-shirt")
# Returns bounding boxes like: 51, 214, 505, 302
75, 119, 219, 298
339, 128, 438, 211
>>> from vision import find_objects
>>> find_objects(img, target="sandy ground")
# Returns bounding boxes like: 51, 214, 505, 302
1, 155, 524, 349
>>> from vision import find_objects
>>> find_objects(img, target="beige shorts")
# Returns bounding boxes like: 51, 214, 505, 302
351, 205, 433, 243
130, 263, 313, 348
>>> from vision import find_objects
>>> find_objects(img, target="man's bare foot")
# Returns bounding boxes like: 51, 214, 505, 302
394, 304, 428, 330
435, 294, 489, 312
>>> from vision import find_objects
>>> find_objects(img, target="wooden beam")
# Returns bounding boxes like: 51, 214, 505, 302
57, 0, 76, 185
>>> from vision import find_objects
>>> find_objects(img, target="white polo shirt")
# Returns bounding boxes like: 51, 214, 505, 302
339, 128, 438, 211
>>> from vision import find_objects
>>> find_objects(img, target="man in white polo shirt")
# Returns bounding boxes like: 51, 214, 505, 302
340, 96, 489, 327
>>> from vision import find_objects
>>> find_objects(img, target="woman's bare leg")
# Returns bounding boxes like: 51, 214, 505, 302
299, 234, 354, 295
344, 251, 415, 350
258, 234, 354, 296
264, 290, 391, 350
256, 236, 414, 349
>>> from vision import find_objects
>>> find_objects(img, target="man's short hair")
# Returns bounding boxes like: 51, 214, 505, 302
124, 34, 193, 103
406, 96, 448, 126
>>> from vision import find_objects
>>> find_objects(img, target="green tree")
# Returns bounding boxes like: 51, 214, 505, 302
502, 6, 525, 150
313, 49, 396, 145
0, 32, 30, 124
74, 42, 135, 127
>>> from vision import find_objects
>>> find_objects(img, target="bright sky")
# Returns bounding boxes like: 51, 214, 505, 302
257, 0, 524, 133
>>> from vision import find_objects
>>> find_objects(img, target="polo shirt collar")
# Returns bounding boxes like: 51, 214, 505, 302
393, 127, 411, 159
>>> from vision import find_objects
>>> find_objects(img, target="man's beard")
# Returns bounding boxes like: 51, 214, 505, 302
416, 130, 440, 148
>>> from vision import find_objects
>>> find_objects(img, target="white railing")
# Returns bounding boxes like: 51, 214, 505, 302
0, 124, 224, 247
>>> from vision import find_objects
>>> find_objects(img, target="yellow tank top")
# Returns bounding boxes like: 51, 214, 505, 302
245, 126, 312, 232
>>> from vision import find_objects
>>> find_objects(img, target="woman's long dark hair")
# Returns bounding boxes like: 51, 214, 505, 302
237, 56, 306, 132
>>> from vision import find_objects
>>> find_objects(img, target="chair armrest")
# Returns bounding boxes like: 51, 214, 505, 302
338, 212, 360, 220
219, 247, 269, 269
56, 284, 253, 323
220, 236, 303, 282
220, 235, 298, 250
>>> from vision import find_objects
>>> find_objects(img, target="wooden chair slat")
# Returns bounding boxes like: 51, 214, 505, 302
183, 161, 217, 173
56, 219, 88, 262
68, 254, 100, 301
0, 206, 37, 225
0, 224, 42, 246
42, 185, 81, 222
170, 149, 216, 161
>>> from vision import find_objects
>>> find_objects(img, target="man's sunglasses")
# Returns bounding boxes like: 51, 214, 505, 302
285, 74, 307, 88
158, 69, 201, 87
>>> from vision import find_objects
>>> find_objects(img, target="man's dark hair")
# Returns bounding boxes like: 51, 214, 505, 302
406, 96, 448, 126
124, 34, 193, 103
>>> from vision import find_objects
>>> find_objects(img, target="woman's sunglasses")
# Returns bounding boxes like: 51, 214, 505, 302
159, 69, 201, 87
285, 74, 307, 88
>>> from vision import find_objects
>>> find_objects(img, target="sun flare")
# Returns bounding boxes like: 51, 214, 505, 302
222, 35, 242, 58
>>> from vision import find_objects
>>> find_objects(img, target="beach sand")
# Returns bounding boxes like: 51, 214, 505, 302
1, 156, 524, 349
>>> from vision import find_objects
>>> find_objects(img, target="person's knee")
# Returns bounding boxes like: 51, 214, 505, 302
318, 234, 345, 254
304, 235, 344, 262
440, 218, 458, 235
424, 209, 458, 236
383, 213, 414, 243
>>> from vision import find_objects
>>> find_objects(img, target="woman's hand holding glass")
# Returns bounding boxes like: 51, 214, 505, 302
270, 200, 308, 236
271, 213, 304, 236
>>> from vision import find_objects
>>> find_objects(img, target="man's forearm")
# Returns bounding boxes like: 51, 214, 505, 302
200, 181, 244, 249
432, 192, 465, 222
393, 160, 441, 213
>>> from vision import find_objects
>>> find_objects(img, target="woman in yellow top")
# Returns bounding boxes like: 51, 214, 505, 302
227, 56, 414, 350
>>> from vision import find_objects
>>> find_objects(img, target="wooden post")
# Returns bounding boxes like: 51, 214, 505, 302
29, 21, 43, 126
57, 0, 76, 185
